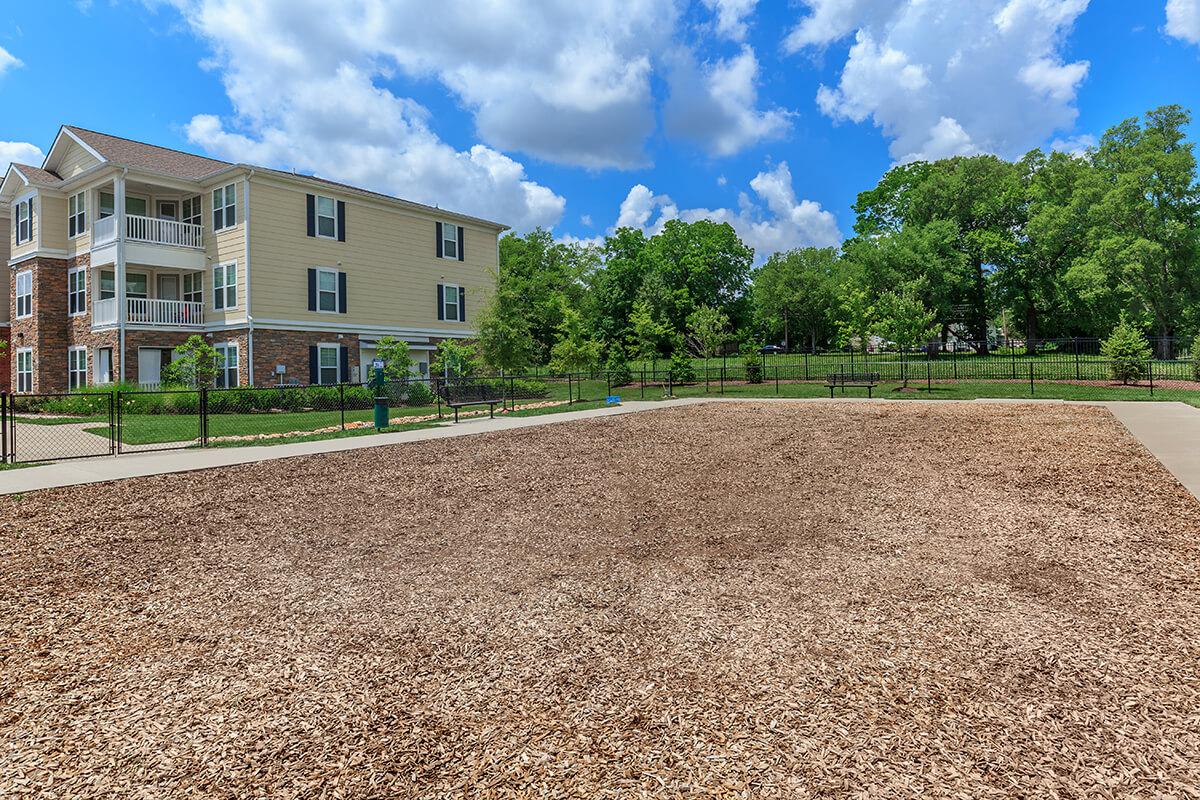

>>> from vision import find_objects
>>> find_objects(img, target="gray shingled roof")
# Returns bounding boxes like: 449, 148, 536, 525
65, 126, 231, 181
12, 163, 63, 187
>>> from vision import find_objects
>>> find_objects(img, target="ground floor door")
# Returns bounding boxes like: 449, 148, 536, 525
359, 345, 376, 383
137, 348, 178, 387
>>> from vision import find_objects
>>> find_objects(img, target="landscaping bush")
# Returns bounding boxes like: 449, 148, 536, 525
741, 345, 763, 384
669, 348, 696, 384
1100, 317, 1153, 385
605, 350, 633, 387
403, 380, 436, 407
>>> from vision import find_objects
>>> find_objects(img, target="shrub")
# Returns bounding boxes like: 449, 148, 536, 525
740, 344, 763, 384
668, 347, 696, 384
605, 349, 633, 388
403, 380, 436, 407
1100, 317, 1153, 385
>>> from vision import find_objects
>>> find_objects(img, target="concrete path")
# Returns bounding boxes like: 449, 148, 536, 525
4, 398, 1199, 503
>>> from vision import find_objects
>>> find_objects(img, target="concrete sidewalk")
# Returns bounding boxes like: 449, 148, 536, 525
4, 397, 1199, 502
0, 400, 696, 495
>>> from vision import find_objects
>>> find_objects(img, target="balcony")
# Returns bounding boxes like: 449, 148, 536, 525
93, 297, 204, 328
92, 214, 206, 270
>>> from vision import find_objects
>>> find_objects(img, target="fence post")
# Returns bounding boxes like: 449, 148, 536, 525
667, 370, 673, 398
1149, 360, 1154, 396
568, 374, 573, 405
437, 379, 443, 419
927, 360, 932, 392
1, 393, 6, 464
775, 365, 780, 395
108, 392, 116, 455
339, 382, 346, 431
200, 387, 208, 447
804, 351, 809, 381
720, 365, 725, 395
1074, 338, 1081, 381
1011, 343, 1017, 381
1029, 362, 1034, 396
952, 342, 958, 380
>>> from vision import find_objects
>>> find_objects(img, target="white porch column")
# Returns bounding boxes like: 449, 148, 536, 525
115, 172, 127, 382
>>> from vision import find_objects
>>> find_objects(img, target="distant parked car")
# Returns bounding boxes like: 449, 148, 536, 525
758, 344, 786, 355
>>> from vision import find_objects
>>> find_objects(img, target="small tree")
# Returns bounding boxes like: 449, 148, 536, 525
836, 285, 875, 355
161, 334, 220, 387
627, 298, 670, 365
668, 337, 697, 385
874, 288, 937, 387
476, 280, 536, 373
549, 306, 603, 375
605, 345, 633, 388
740, 342, 763, 384
432, 339, 479, 378
1101, 316, 1153, 385
685, 305, 731, 363
375, 336, 415, 383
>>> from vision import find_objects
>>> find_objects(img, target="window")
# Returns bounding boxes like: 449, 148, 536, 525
15, 198, 32, 244
442, 282, 460, 322
441, 222, 458, 259
68, 347, 87, 390
98, 192, 147, 219
15, 349, 32, 393
68, 192, 86, 238
317, 344, 340, 385
213, 184, 236, 230
99, 192, 115, 220
183, 272, 203, 304
126, 273, 148, 299
68, 268, 86, 315
214, 343, 239, 388
316, 268, 338, 312
182, 196, 202, 227
315, 195, 337, 238
100, 271, 115, 300
15, 271, 32, 318
213, 262, 237, 309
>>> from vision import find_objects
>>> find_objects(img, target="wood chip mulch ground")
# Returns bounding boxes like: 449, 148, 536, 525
2, 401, 1200, 798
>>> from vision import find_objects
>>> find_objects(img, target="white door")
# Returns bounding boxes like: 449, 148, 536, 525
138, 348, 162, 387
359, 345, 377, 383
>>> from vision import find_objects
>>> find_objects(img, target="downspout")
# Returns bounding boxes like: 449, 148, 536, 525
116, 168, 128, 383
243, 170, 255, 385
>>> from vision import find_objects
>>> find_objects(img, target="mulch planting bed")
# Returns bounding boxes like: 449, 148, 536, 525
2, 401, 1200, 797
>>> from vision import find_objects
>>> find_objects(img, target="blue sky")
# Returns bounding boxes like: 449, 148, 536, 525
1, 1, 1198, 256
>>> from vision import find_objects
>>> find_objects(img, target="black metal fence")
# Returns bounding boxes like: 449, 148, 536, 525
0, 374, 612, 464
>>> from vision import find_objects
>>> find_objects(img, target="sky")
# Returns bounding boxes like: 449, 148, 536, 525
1, 0, 1198, 256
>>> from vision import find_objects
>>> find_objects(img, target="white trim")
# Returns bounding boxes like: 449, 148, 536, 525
315, 342, 341, 385
67, 190, 87, 239
213, 260, 238, 310
213, 341, 240, 388
314, 266, 340, 313
440, 222, 459, 260
9, 249, 68, 266
14, 347, 34, 393
213, 183, 237, 231
314, 194, 338, 240
442, 281, 461, 321
68, 345, 88, 390
57, 128, 108, 165
250, 318, 475, 337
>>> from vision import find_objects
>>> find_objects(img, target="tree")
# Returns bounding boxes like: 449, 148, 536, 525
640, 218, 754, 334
432, 339, 478, 378
374, 336, 415, 382
1100, 315, 1153, 384
685, 305, 731, 361
874, 287, 937, 386
161, 335, 220, 388
476, 278, 535, 373
585, 227, 651, 350
549, 306, 603, 374
627, 298, 672, 364
1085, 105, 1200, 358
834, 280, 876, 356
751, 248, 838, 352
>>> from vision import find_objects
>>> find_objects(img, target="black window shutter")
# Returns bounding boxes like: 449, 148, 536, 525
457, 226, 465, 261
338, 271, 348, 314
337, 201, 346, 242
458, 286, 466, 322
308, 345, 319, 384
437, 284, 445, 321
307, 268, 317, 311
306, 194, 316, 237
339, 346, 350, 383
436, 222, 443, 258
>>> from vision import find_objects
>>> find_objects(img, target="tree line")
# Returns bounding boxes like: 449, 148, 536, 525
474, 105, 1200, 373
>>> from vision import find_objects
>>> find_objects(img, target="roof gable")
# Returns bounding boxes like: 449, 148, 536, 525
43, 127, 105, 180
62, 126, 230, 181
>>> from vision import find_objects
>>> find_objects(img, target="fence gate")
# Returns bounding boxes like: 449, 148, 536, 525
3, 392, 116, 465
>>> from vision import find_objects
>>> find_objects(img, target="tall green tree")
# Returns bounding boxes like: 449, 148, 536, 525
549, 306, 603, 374
585, 227, 650, 350
751, 247, 838, 352
685, 305, 731, 360
476, 278, 536, 373
640, 219, 754, 334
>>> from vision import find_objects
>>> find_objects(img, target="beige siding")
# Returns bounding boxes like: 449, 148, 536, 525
247, 178, 498, 333
56, 141, 101, 180
11, 192, 38, 260
0, 215, 8, 324
38, 194, 68, 251
203, 180, 248, 325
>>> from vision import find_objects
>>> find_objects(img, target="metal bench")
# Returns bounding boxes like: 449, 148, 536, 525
439, 381, 503, 422
825, 372, 880, 398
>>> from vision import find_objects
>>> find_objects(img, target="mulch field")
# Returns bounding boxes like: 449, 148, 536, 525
2, 401, 1200, 798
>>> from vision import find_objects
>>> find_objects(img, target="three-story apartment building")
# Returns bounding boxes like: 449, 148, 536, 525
1, 126, 507, 393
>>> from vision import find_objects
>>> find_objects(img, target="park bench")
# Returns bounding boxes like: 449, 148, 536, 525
825, 372, 880, 398
438, 381, 503, 422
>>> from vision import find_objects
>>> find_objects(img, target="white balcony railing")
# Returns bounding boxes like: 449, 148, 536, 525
92, 298, 203, 327
91, 214, 204, 250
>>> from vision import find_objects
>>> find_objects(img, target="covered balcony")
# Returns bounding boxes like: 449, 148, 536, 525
93, 214, 204, 250
91, 266, 205, 330
89, 176, 208, 271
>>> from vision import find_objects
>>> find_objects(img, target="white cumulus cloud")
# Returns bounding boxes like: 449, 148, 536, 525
1167, 0, 1200, 43
791, 0, 1092, 162
613, 162, 842, 256
701, 0, 759, 40
0, 142, 46, 175
0, 47, 20, 77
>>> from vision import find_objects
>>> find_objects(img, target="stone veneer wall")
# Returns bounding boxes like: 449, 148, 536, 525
9, 257, 68, 393
251, 328, 360, 386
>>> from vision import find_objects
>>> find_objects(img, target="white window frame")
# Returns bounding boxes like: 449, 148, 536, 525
442, 282, 460, 322
315, 195, 338, 239
213, 184, 236, 231
214, 342, 239, 388
317, 343, 341, 385
98, 191, 115, 220
315, 267, 339, 313
213, 261, 237, 310
182, 195, 202, 227
440, 222, 458, 259
15, 198, 32, 245
15, 348, 33, 393
68, 346, 88, 390
67, 267, 87, 316
94, 347, 113, 385
182, 272, 203, 305
15, 270, 32, 319
68, 191, 86, 238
